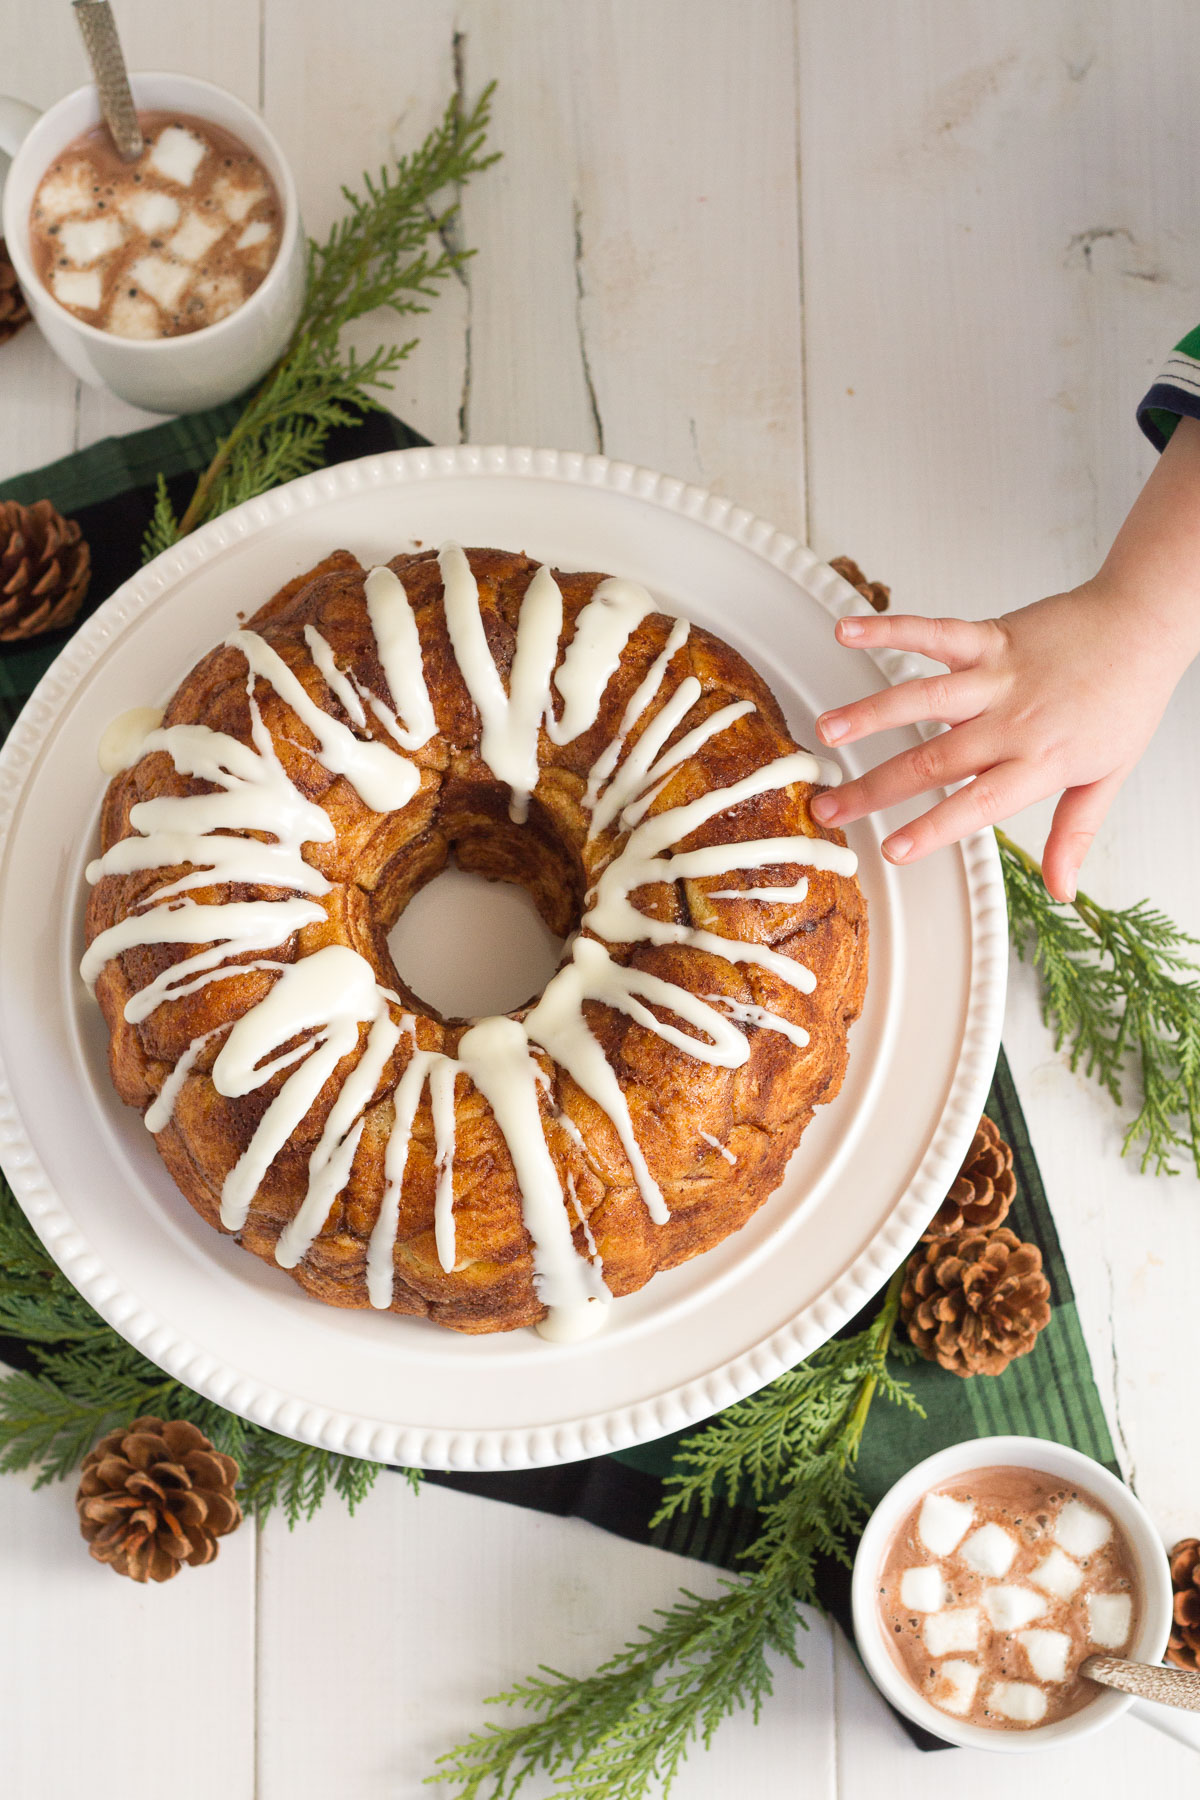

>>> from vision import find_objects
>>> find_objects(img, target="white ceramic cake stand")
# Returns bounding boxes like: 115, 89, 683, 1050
0, 447, 1006, 1470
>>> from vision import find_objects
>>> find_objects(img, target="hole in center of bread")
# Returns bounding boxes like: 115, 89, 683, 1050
386, 863, 566, 1024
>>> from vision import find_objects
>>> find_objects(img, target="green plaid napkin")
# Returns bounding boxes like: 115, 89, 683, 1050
0, 406, 1118, 1749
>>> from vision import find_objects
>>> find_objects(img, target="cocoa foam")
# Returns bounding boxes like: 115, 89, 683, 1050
877, 1464, 1140, 1730
29, 110, 281, 339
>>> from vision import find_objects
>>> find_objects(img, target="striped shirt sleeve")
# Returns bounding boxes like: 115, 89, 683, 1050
1137, 325, 1200, 450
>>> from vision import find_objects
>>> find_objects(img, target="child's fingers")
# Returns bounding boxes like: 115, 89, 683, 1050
1041, 772, 1126, 903
816, 669, 994, 747
833, 611, 1003, 672
812, 721, 994, 826
878, 760, 1041, 864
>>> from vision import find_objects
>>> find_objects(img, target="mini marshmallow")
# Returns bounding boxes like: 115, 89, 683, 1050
128, 254, 191, 311
917, 1492, 975, 1558
50, 268, 102, 311
121, 190, 181, 234
1031, 1547, 1083, 1600
168, 212, 225, 263
899, 1566, 945, 1613
1055, 1499, 1112, 1559
930, 1660, 979, 1716
190, 271, 244, 323
59, 216, 125, 265
34, 163, 94, 220
214, 177, 266, 222
988, 1681, 1048, 1724
960, 1522, 1018, 1578
106, 292, 163, 340
1088, 1591, 1133, 1650
148, 125, 207, 187
235, 218, 272, 250
1018, 1628, 1071, 1683
923, 1607, 980, 1657
982, 1585, 1045, 1632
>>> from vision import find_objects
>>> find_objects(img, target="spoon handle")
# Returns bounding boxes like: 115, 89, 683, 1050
72, 1, 143, 162
1082, 1654, 1200, 1712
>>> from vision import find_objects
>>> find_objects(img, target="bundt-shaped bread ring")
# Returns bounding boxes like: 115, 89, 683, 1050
82, 545, 868, 1338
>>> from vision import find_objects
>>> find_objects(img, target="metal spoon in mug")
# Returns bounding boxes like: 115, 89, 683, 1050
1083, 1654, 1200, 1712
71, 0, 142, 161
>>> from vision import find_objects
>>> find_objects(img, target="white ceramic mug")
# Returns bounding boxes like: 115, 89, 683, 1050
0, 72, 305, 414
850, 1435, 1174, 1752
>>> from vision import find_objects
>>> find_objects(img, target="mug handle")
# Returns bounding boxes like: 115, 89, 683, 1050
0, 96, 42, 207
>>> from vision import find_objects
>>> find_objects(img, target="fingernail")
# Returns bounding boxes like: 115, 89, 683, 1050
811, 793, 839, 823
838, 617, 865, 640
1063, 876, 1077, 902
884, 833, 912, 862
818, 711, 847, 743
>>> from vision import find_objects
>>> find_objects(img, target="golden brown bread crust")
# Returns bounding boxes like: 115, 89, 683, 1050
85, 546, 868, 1333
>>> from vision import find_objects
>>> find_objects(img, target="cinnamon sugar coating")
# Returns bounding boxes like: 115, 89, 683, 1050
85, 546, 868, 1333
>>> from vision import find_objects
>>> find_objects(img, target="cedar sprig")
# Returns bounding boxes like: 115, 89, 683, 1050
429, 1268, 918, 1800
0, 1175, 411, 1520
143, 82, 498, 559
998, 828, 1200, 1175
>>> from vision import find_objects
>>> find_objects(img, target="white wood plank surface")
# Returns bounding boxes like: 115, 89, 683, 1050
0, 3, 1197, 1795
796, 0, 1200, 1544
257, 1478, 834, 1800
0, 1466, 256, 1800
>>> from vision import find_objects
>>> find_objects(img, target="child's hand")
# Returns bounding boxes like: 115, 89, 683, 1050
810, 582, 1184, 903
810, 414, 1200, 902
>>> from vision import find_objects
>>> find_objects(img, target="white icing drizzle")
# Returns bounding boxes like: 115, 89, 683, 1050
709, 880, 810, 902
556, 1111, 587, 1153
144, 1028, 220, 1133
437, 547, 658, 825
429, 1056, 460, 1271
303, 624, 367, 726
86, 710, 335, 902
213, 945, 380, 1232
584, 754, 853, 996
363, 565, 438, 750
584, 617, 691, 825
82, 543, 858, 1343
367, 1040, 455, 1303
81, 897, 326, 1025
227, 628, 420, 814
699, 1130, 738, 1167
456, 1016, 609, 1313
705, 994, 811, 1049
439, 543, 559, 824
275, 1003, 402, 1269
546, 578, 656, 743
98, 706, 164, 775
535, 1293, 611, 1343
567, 1173, 601, 1266
600, 691, 756, 837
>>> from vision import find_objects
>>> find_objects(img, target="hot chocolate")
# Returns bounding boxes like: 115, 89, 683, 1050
878, 1465, 1140, 1730
29, 110, 282, 340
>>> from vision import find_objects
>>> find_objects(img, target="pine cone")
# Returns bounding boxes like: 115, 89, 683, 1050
0, 239, 31, 345
901, 1225, 1052, 1376
76, 1416, 241, 1583
1168, 1538, 1200, 1669
0, 498, 91, 642
830, 554, 890, 612
922, 1115, 1016, 1243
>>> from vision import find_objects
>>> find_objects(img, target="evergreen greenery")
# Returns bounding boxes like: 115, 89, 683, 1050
143, 82, 498, 558
0, 1174, 400, 1521
429, 1268, 919, 1800
998, 828, 1200, 1175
